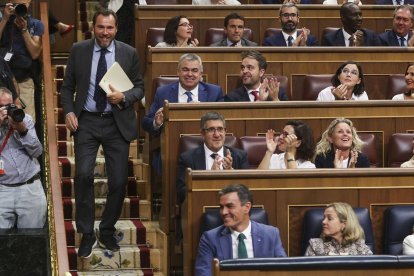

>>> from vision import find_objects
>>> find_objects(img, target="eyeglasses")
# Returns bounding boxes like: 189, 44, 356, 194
279, 131, 291, 138
281, 13, 298, 19
178, 22, 193, 28
203, 127, 226, 134
341, 68, 359, 77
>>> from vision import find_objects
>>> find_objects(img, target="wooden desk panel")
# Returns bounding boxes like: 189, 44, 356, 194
184, 169, 414, 275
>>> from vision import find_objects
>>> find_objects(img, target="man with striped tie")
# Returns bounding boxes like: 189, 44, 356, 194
195, 183, 286, 276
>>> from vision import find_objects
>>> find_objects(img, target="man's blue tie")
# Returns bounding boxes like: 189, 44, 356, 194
287, 36, 293, 47
94, 48, 108, 112
185, 91, 193, 102
400, 37, 406, 47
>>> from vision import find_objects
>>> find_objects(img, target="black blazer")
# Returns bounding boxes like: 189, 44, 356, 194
224, 86, 289, 102
263, 31, 318, 46
321, 28, 381, 47
176, 145, 249, 204
210, 38, 258, 47
315, 150, 370, 168
60, 39, 144, 142
379, 30, 412, 46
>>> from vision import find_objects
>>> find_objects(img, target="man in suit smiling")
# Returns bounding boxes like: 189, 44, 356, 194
60, 9, 144, 258
379, 5, 414, 46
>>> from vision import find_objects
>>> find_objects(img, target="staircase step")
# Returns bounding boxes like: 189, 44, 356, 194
72, 269, 160, 276
59, 157, 145, 179
61, 177, 147, 199
68, 245, 152, 271
63, 197, 141, 220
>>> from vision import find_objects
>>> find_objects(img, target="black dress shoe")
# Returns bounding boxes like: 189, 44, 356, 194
78, 233, 97, 258
98, 234, 120, 251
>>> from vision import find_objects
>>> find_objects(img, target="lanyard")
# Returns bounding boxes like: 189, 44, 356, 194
0, 128, 13, 156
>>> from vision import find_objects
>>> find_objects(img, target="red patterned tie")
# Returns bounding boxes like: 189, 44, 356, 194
250, 90, 259, 101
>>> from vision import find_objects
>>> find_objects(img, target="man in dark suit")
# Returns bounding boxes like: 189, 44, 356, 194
210, 13, 257, 47
60, 9, 144, 258
142, 53, 223, 135
321, 3, 381, 46
376, 0, 414, 5
379, 5, 414, 46
263, 3, 318, 47
225, 50, 288, 102
176, 112, 248, 205
195, 183, 286, 276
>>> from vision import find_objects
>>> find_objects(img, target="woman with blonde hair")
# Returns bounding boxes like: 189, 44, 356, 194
305, 202, 372, 256
315, 118, 370, 168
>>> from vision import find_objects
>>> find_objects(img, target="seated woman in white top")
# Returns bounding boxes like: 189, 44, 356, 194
193, 0, 241, 4
258, 120, 316, 169
392, 63, 414, 100
323, 0, 362, 5
317, 61, 368, 101
403, 225, 414, 255
155, 15, 199, 47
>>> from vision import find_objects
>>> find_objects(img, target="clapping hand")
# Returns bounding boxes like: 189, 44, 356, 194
265, 129, 279, 153
259, 77, 280, 101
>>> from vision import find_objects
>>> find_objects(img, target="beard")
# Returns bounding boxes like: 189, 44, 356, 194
282, 21, 297, 33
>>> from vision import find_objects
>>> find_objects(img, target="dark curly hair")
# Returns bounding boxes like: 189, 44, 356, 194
404, 63, 414, 96
163, 15, 190, 45
286, 120, 315, 161
331, 61, 365, 97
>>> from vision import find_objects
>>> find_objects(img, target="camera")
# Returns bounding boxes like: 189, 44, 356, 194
0, 3, 28, 18
5, 104, 25, 122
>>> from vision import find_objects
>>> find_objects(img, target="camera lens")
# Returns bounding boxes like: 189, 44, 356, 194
14, 4, 27, 18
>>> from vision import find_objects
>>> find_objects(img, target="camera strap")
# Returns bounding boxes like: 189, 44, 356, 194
0, 127, 13, 156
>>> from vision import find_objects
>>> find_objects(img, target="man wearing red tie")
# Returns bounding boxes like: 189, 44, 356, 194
225, 50, 288, 102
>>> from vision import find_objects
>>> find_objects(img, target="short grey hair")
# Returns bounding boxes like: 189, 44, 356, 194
177, 53, 203, 72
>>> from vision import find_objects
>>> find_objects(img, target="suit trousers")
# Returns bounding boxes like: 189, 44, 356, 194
74, 111, 130, 236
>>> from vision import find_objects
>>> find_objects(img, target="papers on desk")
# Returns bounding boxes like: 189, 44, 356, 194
99, 62, 133, 94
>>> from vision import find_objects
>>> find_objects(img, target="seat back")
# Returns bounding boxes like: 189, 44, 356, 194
205, 28, 253, 46
301, 207, 375, 255
321, 27, 340, 42
387, 133, 414, 167
200, 207, 268, 235
383, 205, 414, 254
302, 75, 332, 100
386, 74, 406, 99
358, 133, 379, 167
146, 27, 165, 47
149, 76, 178, 108
178, 135, 239, 156
239, 136, 267, 169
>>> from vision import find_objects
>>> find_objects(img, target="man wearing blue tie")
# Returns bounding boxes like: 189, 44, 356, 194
142, 53, 224, 135
195, 183, 286, 276
379, 5, 414, 47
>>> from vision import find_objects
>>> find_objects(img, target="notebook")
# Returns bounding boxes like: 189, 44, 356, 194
99, 62, 133, 94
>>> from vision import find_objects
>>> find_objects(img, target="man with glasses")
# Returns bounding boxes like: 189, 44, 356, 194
225, 50, 288, 102
143, 53, 223, 135
176, 111, 248, 205
321, 3, 381, 46
263, 3, 318, 46
210, 13, 257, 47
379, 5, 414, 46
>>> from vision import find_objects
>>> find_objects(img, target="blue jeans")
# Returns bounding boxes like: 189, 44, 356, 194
0, 180, 47, 228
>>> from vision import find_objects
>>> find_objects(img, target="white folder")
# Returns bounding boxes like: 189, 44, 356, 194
99, 62, 133, 94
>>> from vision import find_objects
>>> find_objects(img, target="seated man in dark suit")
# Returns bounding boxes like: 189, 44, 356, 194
376, 0, 414, 5
176, 111, 249, 204
210, 13, 257, 47
195, 183, 287, 276
225, 50, 288, 102
142, 53, 224, 135
263, 3, 318, 47
379, 5, 414, 46
322, 3, 381, 46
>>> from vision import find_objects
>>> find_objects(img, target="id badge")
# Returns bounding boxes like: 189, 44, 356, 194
4, 52, 13, 62
0, 159, 5, 175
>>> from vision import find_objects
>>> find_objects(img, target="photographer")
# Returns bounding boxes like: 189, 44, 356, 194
0, 0, 44, 123
0, 86, 46, 228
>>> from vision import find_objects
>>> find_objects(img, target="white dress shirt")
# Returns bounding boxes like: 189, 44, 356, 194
231, 221, 254, 258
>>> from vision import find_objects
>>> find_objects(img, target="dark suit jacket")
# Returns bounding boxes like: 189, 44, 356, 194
224, 86, 289, 102
376, 0, 414, 4
176, 145, 248, 204
315, 150, 370, 168
210, 38, 258, 47
142, 81, 224, 134
195, 220, 287, 276
60, 39, 144, 142
263, 31, 318, 46
261, 0, 311, 3
379, 30, 412, 46
321, 28, 381, 46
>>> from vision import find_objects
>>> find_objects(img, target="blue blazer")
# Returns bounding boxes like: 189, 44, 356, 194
263, 31, 318, 46
142, 81, 224, 134
379, 30, 412, 46
376, 0, 414, 4
176, 145, 248, 204
225, 86, 289, 102
321, 28, 381, 46
195, 220, 287, 276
